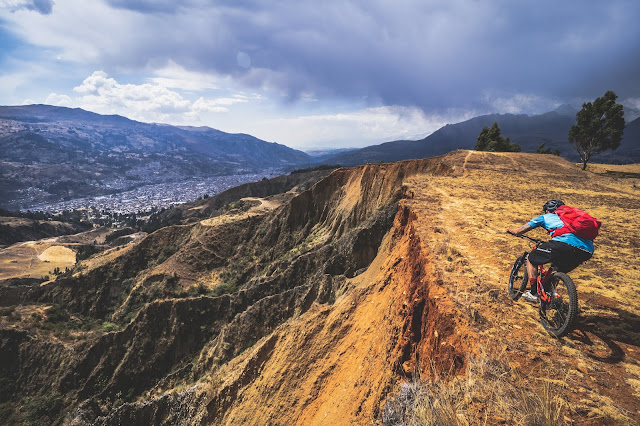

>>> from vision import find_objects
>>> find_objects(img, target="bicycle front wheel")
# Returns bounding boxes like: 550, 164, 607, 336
508, 253, 529, 301
540, 272, 578, 337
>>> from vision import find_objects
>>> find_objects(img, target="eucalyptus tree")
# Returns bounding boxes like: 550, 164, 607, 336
569, 91, 625, 170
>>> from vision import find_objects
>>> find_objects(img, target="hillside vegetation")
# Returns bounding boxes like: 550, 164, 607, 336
1, 151, 639, 424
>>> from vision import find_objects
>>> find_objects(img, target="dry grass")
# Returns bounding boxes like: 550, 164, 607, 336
0, 227, 117, 280
78, 243, 132, 272
402, 151, 640, 423
200, 197, 280, 227
0, 241, 75, 280
382, 351, 570, 425
37, 245, 75, 263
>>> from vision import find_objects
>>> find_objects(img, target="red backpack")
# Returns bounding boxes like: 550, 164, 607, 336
553, 205, 601, 240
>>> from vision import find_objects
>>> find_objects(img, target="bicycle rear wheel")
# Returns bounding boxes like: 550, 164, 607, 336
508, 253, 529, 301
539, 272, 578, 337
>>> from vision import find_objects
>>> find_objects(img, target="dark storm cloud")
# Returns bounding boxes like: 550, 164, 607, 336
103, 0, 640, 112
32, 0, 53, 14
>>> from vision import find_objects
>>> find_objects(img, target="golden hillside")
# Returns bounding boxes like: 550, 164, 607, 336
204, 151, 640, 424
1, 150, 639, 425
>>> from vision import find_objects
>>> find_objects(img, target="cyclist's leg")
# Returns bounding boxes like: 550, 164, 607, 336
525, 257, 538, 292
527, 243, 555, 294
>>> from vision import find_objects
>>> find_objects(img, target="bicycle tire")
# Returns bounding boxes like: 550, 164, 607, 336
539, 272, 578, 337
508, 253, 529, 301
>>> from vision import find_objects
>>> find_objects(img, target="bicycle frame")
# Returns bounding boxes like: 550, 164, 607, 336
535, 260, 555, 303
509, 231, 555, 304
508, 231, 578, 337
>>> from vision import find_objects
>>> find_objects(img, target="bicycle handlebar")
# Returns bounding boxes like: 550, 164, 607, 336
506, 230, 545, 245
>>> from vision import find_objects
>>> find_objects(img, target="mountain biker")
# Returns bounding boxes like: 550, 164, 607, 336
507, 199, 594, 303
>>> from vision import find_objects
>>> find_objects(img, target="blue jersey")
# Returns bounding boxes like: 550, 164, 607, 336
528, 213, 594, 253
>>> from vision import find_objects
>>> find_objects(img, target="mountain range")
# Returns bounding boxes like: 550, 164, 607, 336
324, 105, 640, 166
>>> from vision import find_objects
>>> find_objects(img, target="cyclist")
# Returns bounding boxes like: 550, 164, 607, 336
507, 199, 594, 302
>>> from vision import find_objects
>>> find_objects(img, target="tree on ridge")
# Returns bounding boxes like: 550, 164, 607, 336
474, 122, 521, 152
568, 90, 625, 170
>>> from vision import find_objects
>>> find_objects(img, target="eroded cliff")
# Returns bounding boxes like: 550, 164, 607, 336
2, 151, 639, 425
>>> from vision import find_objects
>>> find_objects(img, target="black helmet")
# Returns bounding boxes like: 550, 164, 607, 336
542, 199, 564, 213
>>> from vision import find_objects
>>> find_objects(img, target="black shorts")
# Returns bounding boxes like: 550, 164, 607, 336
527, 240, 592, 273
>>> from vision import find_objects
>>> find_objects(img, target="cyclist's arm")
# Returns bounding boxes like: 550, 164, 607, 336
507, 223, 534, 236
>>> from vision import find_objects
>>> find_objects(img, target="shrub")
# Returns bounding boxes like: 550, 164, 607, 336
187, 283, 209, 297
22, 392, 63, 424
45, 304, 69, 323
122, 277, 135, 288
0, 378, 15, 402
536, 142, 560, 156
0, 306, 16, 317
101, 322, 119, 332
156, 245, 178, 264
0, 402, 13, 421
210, 282, 238, 297
75, 244, 104, 261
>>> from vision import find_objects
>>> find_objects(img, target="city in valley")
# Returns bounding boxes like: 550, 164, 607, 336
21, 172, 278, 216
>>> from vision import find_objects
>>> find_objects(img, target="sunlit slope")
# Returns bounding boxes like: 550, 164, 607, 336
1, 150, 639, 425
402, 150, 640, 423
208, 150, 640, 424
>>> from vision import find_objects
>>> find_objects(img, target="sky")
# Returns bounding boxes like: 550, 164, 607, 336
1, 0, 639, 151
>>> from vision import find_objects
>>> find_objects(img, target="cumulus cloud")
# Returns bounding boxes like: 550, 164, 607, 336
73, 71, 191, 114
49, 72, 451, 150
67, 71, 241, 123
0, 0, 53, 14
45, 92, 72, 106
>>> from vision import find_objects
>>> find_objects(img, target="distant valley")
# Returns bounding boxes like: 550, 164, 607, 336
0, 105, 312, 210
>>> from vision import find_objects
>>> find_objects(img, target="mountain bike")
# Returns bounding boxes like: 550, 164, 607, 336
507, 232, 578, 337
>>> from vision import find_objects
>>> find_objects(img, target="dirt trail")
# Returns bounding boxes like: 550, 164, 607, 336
403, 151, 640, 423
241, 196, 281, 212
199, 196, 281, 228
462, 149, 474, 177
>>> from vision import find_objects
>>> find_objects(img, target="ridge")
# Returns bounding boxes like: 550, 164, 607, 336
1, 150, 639, 424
